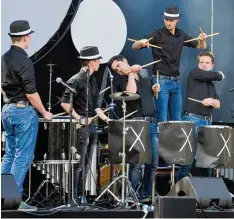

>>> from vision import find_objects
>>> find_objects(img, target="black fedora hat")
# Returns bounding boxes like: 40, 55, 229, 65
8, 20, 34, 37
164, 6, 180, 20
78, 46, 102, 60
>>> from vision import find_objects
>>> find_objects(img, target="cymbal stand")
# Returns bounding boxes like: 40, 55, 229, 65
93, 100, 139, 208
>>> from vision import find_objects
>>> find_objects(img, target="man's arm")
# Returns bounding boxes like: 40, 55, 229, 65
26, 93, 53, 119
132, 39, 150, 50
192, 68, 224, 82
95, 108, 109, 123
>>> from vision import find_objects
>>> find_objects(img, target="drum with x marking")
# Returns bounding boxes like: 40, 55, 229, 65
158, 121, 196, 165
196, 125, 234, 168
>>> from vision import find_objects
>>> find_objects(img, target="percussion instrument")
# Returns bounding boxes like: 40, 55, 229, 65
196, 125, 234, 168
109, 91, 140, 101
108, 119, 151, 164
158, 121, 196, 165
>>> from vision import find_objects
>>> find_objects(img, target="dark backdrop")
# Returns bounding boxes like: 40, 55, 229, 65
34, 0, 234, 122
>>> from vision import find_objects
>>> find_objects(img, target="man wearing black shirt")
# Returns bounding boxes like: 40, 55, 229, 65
61, 46, 108, 200
132, 6, 207, 122
1, 20, 53, 211
177, 51, 224, 181
108, 55, 160, 202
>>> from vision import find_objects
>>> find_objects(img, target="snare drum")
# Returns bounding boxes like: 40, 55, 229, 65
35, 117, 80, 163
158, 121, 196, 165
108, 120, 151, 164
196, 125, 234, 168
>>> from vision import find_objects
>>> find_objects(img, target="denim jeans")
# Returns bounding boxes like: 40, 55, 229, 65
152, 77, 182, 122
176, 115, 212, 182
73, 124, 98, 197
1, 104, 39, 194
129, 122, 158, 199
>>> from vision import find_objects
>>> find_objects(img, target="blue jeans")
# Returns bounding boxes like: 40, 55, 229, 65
152, 77, 182, 122
129, 122, 158, 199
176, 115, 212, 181
1, 104, 39, 194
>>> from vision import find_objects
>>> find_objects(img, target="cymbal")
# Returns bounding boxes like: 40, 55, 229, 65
46, 63, 57, 66
109, 91, 140, 101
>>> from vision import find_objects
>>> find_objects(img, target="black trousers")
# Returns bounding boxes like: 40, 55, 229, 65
73, 124, 98, 197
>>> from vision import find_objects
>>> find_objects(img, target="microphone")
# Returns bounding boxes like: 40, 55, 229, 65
230, 88, 234, 92
56, 77, 77, 94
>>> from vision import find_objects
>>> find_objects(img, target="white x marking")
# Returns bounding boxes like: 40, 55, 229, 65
129, 127, 145, 152
179, 128, 193, 152
217, 134, 231, 157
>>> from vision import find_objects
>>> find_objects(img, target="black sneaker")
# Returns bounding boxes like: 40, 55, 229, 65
18, 201, 37, 211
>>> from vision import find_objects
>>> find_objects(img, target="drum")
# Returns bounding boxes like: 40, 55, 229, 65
35, 117, 80, 163
196, 125, 234, 168
100, 164, 122, 189
108, 120, 151, 164
158, 121, 196, 165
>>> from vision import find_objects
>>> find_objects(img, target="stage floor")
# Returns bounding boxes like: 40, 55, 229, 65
2, 208, 234, 218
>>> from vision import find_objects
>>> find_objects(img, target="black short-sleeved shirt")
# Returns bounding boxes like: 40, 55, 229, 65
113, 70, 155, 118
145, 27, 198, 76
61, 69, 99, 117
1, 45, 37, 102
184, 67, 222, 117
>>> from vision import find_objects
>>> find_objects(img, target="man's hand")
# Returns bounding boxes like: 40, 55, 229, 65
43, 111, 53, 121
129, 65, 142, 74
202, 98, 214, 107
140, 39, 150, 48
198, 33, 207, 41
80, 117, 93, 125
152, 84, 160, 93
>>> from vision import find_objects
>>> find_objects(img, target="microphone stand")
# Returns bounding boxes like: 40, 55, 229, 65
46, 63, 56, 112
80, 67, 90, 205
68, 91, 74, 206
107, 67, 115, 118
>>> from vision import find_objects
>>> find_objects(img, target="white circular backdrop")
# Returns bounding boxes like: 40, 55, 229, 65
1, 0, 72, 56
71, 0, 127, 63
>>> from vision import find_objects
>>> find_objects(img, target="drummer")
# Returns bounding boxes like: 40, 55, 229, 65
108, 55, 160, 203
61, 46, 109, 203
177, 51, 225, 181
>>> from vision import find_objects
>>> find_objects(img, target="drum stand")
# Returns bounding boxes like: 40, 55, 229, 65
93, 100, 139, 208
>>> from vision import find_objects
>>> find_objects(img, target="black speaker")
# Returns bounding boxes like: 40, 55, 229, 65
1, 174, 21, 210
154, 196, 197, 218
168, 177, 232, 208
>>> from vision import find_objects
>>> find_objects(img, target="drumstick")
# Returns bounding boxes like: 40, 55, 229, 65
104, 110, 138, 129
125, 60, 161, 74
53, 112, 66, 118
92, 108, 110, 120
127, 38, 162, 49
188, 97, 203, 103
155, 70, 159, 99
184, 32, 219, 43
199, 26, 203, 33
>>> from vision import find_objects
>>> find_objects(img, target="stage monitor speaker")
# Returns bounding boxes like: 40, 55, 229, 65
1, 174, 21, 210
168, 177, 232, 209
154, 196, 196, 218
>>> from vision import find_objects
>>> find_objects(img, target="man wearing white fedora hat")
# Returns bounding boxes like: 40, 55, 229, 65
1, 20, 53, 211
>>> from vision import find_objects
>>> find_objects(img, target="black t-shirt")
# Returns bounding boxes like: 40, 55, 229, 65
145, 27, 198, 76
113, 70, 155, 118
61, 69, 99, 117
184, 67, 222, 117
1, 45, 37, 102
